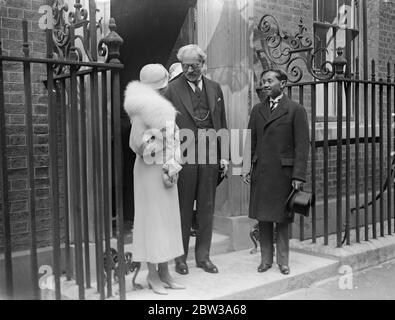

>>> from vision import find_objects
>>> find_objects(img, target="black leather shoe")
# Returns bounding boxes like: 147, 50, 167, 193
175, 262, 189, 275
279, 265, 290, 275
196, 260, 218, 273
257, 263, 272, 273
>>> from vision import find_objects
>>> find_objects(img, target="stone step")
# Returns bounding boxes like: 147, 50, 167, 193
290, 218, 395, 272
124, 231, 232, 273
69, 231, 232, 284
57, 248, 339, 300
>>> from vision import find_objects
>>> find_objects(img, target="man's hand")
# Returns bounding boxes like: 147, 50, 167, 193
220, 159, 229, 178
292, 179, 304, 190
242, 172, 251, 185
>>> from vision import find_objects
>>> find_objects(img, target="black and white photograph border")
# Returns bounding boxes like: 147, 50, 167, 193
1, 0, 395, 304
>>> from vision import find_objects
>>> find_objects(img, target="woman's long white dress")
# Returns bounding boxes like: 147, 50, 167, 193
127, 88, 184, 264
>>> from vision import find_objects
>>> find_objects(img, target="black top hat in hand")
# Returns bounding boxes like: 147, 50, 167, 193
286, 187, 315, 217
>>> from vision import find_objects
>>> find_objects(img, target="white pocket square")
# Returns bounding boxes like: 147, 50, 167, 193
217, 97, 222, 102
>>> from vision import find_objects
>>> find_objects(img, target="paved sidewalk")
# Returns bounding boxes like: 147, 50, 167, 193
57, 249, 338, 300
271, 258, 395, 300
119, 249, 338, 300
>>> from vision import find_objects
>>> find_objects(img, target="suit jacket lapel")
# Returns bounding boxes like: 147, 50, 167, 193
203, 77, 216, 115
258, 101, 270, 122
175, 75, 195, 120
264, 94, 289, 130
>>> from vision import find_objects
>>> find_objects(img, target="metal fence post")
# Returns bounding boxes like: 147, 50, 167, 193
333, 48, 347, 247
100, 17, 126, 300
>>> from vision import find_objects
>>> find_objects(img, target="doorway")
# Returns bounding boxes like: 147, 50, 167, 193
110, 0, 197, 233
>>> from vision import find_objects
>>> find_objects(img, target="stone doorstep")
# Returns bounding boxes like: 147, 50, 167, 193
57, 249, 339, 300
289, 218, 395, 272
125, 231, 232, 271
69, 231, 232, 283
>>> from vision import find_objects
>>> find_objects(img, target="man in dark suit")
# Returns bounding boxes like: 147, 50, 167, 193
166, 44, 229, 275
242, 69, 309, 275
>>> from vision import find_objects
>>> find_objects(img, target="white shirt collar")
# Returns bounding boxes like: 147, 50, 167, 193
269, 93, 283, 103
187, 78, 203, 92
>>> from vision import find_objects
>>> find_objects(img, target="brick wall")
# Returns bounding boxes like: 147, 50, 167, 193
0, 0, 50, 252
365, 0, 395, 79
378, 0, 395, 78
254, 0, 313, 27
367, 0, 379, 78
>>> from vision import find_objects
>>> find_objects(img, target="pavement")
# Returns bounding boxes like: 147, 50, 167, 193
57, 248, 339, 300
271, 258, 395, 300
38, 220, 395, 300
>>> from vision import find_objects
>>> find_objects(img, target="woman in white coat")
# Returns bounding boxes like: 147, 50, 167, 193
124, 64, 185, 295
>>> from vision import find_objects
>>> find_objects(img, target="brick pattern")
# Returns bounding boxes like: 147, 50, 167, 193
378, 1, 395, 78
254, 0, 313, 30
305, 145, 389, 201
0, 0, 50, 252
367, 0, 380, 78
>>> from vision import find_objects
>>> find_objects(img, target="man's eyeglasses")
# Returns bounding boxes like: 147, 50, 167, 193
181, 62, 202, 70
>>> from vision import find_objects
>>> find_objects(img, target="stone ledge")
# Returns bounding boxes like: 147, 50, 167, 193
290, 218, 395, 272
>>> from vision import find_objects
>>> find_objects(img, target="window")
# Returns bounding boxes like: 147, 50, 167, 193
313, 0, 360, 119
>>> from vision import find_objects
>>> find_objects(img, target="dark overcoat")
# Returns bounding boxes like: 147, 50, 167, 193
248, 94, 310, 223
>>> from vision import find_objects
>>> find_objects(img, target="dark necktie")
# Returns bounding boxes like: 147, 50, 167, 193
270, 100, 278, 113
193, 80, 201, 94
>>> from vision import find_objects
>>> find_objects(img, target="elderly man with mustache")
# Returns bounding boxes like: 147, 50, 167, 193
166, 44, 229, 275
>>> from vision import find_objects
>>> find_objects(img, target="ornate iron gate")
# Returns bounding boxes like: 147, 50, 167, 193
254, 14, 395, 248
0, 0, 126, 300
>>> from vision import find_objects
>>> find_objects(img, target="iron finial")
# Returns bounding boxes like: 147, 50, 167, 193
98, 18, 124, 64
333, 48, 347, 78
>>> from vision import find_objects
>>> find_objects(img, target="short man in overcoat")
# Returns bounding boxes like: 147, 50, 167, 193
166, 44, 229, 275
242, 69, 309, 275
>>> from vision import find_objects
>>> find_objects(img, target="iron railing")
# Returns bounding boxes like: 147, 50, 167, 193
282, 60, 395, 247
0, 1, 125, 300
254, 13, 395, 248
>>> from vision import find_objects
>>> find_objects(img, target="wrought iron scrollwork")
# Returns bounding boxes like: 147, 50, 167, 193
51, 0, 104, 75
254, 14, 336, 83
52, 0, 71, 74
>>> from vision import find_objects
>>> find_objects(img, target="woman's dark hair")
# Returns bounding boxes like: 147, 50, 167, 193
261, 69, 288, 82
